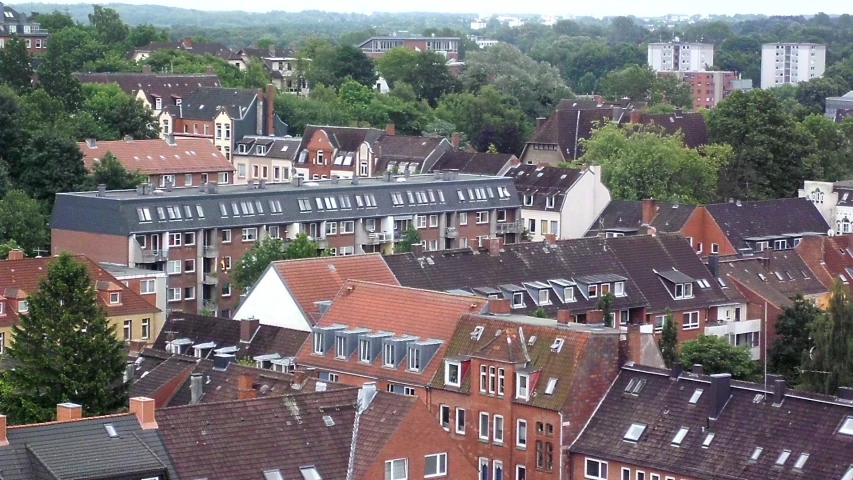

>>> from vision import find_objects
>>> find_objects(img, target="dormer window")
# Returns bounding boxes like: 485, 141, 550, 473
238, 144, 248, 154
545, 196, 555, 209
588, 284, 598, 298
109, 292, 120, 304
445, 361, 461, 387
256, 145, 267, 155
358, 339, 370, 362
407, 346, 421, 371
383, 342, 396, 367
538, 289, 549, 305
564, 287, 575, 302
523, 194, 533, 206
312, 331, 324, 354
614, 281, 625, 296
774, 239, 788, 250
155, 97, 162, 110
512, 292, 524, 308
18, 300, 28, 313
674, 283, 693, 299
335, 335, 347, 359
516, 373, 530, 400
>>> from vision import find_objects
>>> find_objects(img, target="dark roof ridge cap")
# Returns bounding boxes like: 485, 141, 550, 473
338, 279, 488, 303
8, 412, 136, 430
158, 385, 360, 412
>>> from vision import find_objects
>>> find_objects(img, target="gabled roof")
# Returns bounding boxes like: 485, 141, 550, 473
272, 253, 399, 323
0, 413, 178, 480
74, 72, 221, 104
235, 135, 301, 160
301, 125, 384, 154
169, 87, 257, 121
586, 200, 697, 236
428, 151, 516, 176
526, 108, 614, 160
132, 38, 233, 60
78, 137, 234, 175
374, 135, 448, 172
812, 235, 853, 288
638, 111, 709, 148
571, 365, 853, 480
721, 252, 827, 307
506, 164, 584, 211
706, 198, 829, 250
296, 281, 488, 385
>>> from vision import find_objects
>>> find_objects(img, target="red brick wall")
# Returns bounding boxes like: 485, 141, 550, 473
680, 206, 735, 257
569, 453, 697, 480
305, 130, 335, 179
52, 229, 129, 264
728, 276, 778, 359
173, 119, 214, 138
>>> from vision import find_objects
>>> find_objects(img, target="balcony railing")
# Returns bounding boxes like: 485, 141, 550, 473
365, 231, 393, 244
704, 318, 761, 337
495, 220, 523, 234
202, 245, 218, 258
445, 227, 459, 238
139, 249, 168, 263
202, 273, 219, 285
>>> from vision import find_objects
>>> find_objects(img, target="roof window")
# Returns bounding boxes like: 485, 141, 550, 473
839, 416, 853, 436
702, 432, 715, 447
750, 447, 763, 461
672, 427, 689, 445
104, 424, 118, 438
843, 465, 853, 480
544, 377, 557, 395
776, 449, 791, 466
689, 388, 703, 404
471, 326, 484, 341
264, 470, 284, 480
300, 466, 322, 480
624, 423, 646, 442
550, 338, 564, 353
794, 453, 809, 470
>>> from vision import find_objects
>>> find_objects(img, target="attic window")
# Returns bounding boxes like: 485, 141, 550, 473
774, 272, 784, 281
842, 274, 850, 285
550, 338, 565, 353
109, 292, 120, 304
702, 432, 715, 447
299, 466, 322, 480
515, 373, 530, 400
843, 465, 853, 480
794, 453, 809, 470
471, 326, 484, 341
717, 277, 728, 288
839, 416, 853, 436
322, 415, 334, 426
445, 360, 461, 387
544, 377, 557, 395
626, 378, 645, 395
672, 427, 689, 445
674, 282, 693, 299
750, 447, 763, 461
776, 449, 791, 466
623, 423, 646, 442
689, 388, 703, 404
264, 470, 284, 480
758, 273, 767, 282
104, 424, 118, 438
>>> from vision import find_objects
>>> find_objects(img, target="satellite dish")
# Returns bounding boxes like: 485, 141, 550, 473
828, 229, 835, 237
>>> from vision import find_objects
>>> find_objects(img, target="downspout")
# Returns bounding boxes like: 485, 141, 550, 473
559, 411, 565, 480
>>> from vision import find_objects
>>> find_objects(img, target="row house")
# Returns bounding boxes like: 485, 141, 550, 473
293, 125, 384, 180
127, 36, 232, 62
358, 35, 461, 60
100, 262, 167, 313
160, 85, 287, 161
155, 384, 478, 480
234, 254, 400, 331
231, 46, 309, 95
571, 364, 853, 480
78, 136, 235, 189
507, 164, 611, 241
373, 128, 453, 174
586, 198, 695, 239
0, 3, 48, 54
0, 251, 162, 351
75, 68, 221, 116
51, 172, 522, 317
232, 135, 300, 185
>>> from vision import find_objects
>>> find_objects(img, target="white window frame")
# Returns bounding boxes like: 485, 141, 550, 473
167, 288, 181, 302
479, 412, 489, 440
439, 405, 450, 430
109, 292, 120, 304
445, 361, 461, 387
614, 281, 625, 297
516, 419, 527, 448
459, 212, 468, 225
141, 318, 150, 339
683, 311, 700, 330
455, 407, 465, 434
585, 458, 608, 480
167, 260, 182, 275
242, 227, 258, 242
494, 415, 504, 444
385, 458, 408, 480
476, 211, 489, 224
424, 453, 447, 478
516, 373, 529, 400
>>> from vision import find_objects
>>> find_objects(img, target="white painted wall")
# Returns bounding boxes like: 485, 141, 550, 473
233, 266, 312, 331
562, 166, 612, 239
798, 180, 837, 228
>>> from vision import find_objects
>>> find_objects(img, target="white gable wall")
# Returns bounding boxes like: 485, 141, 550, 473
233, 266, 311, 331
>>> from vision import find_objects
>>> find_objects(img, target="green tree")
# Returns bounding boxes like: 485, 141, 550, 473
231, 233, 319, 291
600, 64, 657, 102
768, 294, 822, 386
126, 24, 168, 49
659, 310, 679, 367
40, 26, 103, 73
88, 5, 129, 48
532, 307, 548, 318
800, 114, 853, 181
0, 190, 49, 256
0, 36, 33, 94
377, 48, 457, 107
707, 89, 814, 199
0, 86, 25, 174
598, 291, 614, 327
82, 83, 159, 140
19, 132, 87, 205
796, 76, 848, 114
83, 152, 146, 190
680, 334, 758, 380
1, 253, 127, 424
307, 44, 377, 89
396, 226, 422, 253
580, 122, 729, 204
800, 283, 853, 394
436, 86, 531, 154
652, 74, 694, 109
38, 37, 85, 111
29, 11, 76, 32
0, 239, 22, 259
242, 58, 272, 89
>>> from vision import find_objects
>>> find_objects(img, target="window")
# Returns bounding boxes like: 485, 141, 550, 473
588, 284, 598, 298
512, 292, 524, 308
545, 196, 555, 209
840, 416, 853, 436
242, 228, 258, 242
407, 346, 421, 371
141, 318, 150, 339
219, 171, 229, 184
516, 465, 526, 480
683, 311, 700, 330
183, 258, 196, 273
489, 366, 497, 393
711, 243, 719, 254
428, 215, 439, 228
109, 292, 120, 304
167, 260, 181, 275
268, 225, 280, 239
517, 419, 527, 448
325, 222, 337, 236
585, 458, 608, 480
123, 320, 132, 341
624, 423, 646, 442
459, 212, 468, 225
494, 415, 504, 444
168, 232, 181, 246
479, 412, 489, 440
516, 373, 529, 399
222, 283, 232, 297
494, 461, 503, 480
167, 288, 180, 302
637, 472, 646, 480
221, 229, 232, 243
340, 221, 354, 234
480, 365, 487, 393
776, 449, 791, 466
335, 335, 346, 359
672, 427, 689, 445
425, 453, 447, 478
523, 195, 534, 206
477, 211, 489, 224
184, 286, 196, 300
445, 361, 461, 387
614, 281, 625, 296
385, 458, 408, 480
456, 408, 465, 434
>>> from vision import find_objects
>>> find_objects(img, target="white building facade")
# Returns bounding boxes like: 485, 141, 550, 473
647, 42, 714, 72
761, 43, 826, 88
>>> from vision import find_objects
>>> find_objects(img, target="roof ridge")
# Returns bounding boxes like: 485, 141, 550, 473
340, 279, 489, 303
157, 385, 360, 411
8, 412, 135, 430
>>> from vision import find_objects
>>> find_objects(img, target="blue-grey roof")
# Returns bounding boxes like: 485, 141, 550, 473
51, 174, 521, 236
0, 414, 178, 480
173, 87, 257, 121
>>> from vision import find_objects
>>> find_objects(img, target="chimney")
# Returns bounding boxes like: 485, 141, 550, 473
630, 109, 643, 124
199, 182, 207, 193
838, 387, 853, 401
410, 243, 425, 257
266, 84, 276, 136
331, 175, 339, 184
556, 309, 573, 323
357, 382, 377, 413
294, 176, 303, 187
670, 361, 683, 379
164, 179, 173, 192
692, 364, 704, 375
268, 44, 276, 56
536, 117, 546, 129
385, 123, 396, 136
291, 368, 310, 389
7, 248, 24, 260
124, 135, 134, 142
259, 179, 266, 189
240, 317, 260, 343
97, 183, 107, 197
772, 378, 786, 406
190, 373, 203, 404
141, 65, 152, 74
674, 108, 683, 118
351, 177, 359, 185
383, 171, 393, 182
626, 324, 643, 365
0, 415, 7, 447
586, 309, 604, 323
247, 179, 255, 190
238, 374, 257, 400
707, 253, 719, 279
641, 198, 657, 225
56, 403, 82, 422
256, 88, 264, 136
543, 233, 557, 246
451, 132, 461, 150
129, 397, 158, 429
487, 298, 511, 315
124, 361, 135, 384
165, 133, 176, 145
213, 353, 235, 369
486, 237, 503, 256
708, 373, 731, 420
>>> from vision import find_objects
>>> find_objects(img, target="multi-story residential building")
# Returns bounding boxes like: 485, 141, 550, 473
127, 36, 232, 62
78, 136, 235, 189
660, 70, 739, 109
51, 172, 522, 317
506, 164, 611, 240
799, 179, 853, 233
427, 150, 517, 176
293, 125, 384, 180
159, 85, 287, 161
234, 254, 399, 331
0, 3, 48, 54
571, 364, 853, 480
358, 35, 460, 60
825, 91, 853, 122
156, 384, 478, 479
585, 199, 696, 238
231, 46, 309, 95
0, 251, 162, 351
648, 42, 714, 72
232, 135, 300, 184
100, 262, 167, 313
761, 42, 826, 88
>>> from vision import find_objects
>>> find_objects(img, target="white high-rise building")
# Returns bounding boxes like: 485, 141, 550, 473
761, 43, 826, 88
648, 42, 714, 72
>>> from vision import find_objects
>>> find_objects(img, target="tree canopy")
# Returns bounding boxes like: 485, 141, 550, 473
768, 294, 823, 386
680, 334, 758, 380
800, 283, 853, 395
231, 233, 320, 291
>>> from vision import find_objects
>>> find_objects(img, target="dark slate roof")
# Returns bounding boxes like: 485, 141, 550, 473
383, 237, 650, 317
74, 72, 221, 104
526, 108, 615, 160
721, 252, 827, 307
133, 39, 233, 60
585, 200, 645, 235
639, 111, 709, 148
235, 136, 301, 160
130, 352, 195, 400
505, 164, 584, 211
607, 234, 731, 314
374, 135, 449, 173
51, 173, 521, 237
428, 151, 516, 176
153, 311, 308, 360
170, 86, 257, 121
571, 365, 853, 480
0, 414, 178, 480
706, 198, 829, 250
300, 125, 384, 154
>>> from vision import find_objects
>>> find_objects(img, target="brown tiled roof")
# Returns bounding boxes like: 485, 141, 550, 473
571, 365, 853, 480
585, 200, 696, 237
429, 151, 516, 176
639, 111, 709, 148
132, 39, 233, 60
74, 72, 220, 105
295, 281, 488, 385
300, 125, 384, 154
78, 137, 234, 176
526, 108, 614, 160
816, 235, 853, 287
721, 252, 828, 307
374, 135, 448, 172
505, 164, 584, 211
272, 253, 399, 321
705, 198, 829, 251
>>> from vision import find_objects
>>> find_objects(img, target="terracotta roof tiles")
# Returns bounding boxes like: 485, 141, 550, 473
78, 137, 234, 176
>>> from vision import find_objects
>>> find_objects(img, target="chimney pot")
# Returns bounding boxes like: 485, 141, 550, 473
0, 415, 7, 446
536, 117, 546, 129
641, 198, 657, 225
670, 362, 683, 379
385, 123, 396, 136
56, 402, 82, 422
692, 364, 704, 375
383, 171, 392, 182
708, 253, 720, 279
237, 374, 257, 400
556, 309, 573, 323
124, 361, 135, 384
487, 237, 503, 256
451, 132, 461, 150
129, 397, 158, 429
97, 183, 107, 197
626, 324, 644, 365
190, 373, 203, 405
7, 248, 24, 261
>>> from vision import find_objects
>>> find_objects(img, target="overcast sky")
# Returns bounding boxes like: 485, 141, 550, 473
29, 0, 851, 17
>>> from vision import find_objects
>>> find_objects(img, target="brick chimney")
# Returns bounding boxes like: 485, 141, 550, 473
205, 66, 214, 73
556, 309, 573, 323
487, 237, 503, 256
385, 123, 395, 136
536, 117, 546, 129
56, 403, 82, 422
129, 397, 158, 429
626, 324, 643, 365
543, 233, 557, 246
641, 198, 657, 225
181, 37, 193, 48
487, 298, 511, 315
266, 84, 276, 136
451, 132, 461, 150
291, 368, 310, 390
141, 65, 152, 74
0, 415, 7, 447
240, 317, 260, 343
237, 374, 257, 400
256, 88, 264, 136
586, 309, 604, 323
7, 248, 24, 260
630, 109, 643, 124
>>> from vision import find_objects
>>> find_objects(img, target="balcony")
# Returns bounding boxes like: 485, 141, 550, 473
495, 220, 523, 235
365, 231, 394, 244
704, 318, 761, 337
202, 300, 217, 311
202, 245, 218, 258
139, 249, 168, 263
445, 227, 459, 238
202, 273, 219, 285
309, 236, 329, 250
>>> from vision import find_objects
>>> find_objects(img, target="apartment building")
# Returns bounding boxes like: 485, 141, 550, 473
358, 35, 460, 60
232, 135, 300, 185
51, 172, 522, 317
660, 70, 739, 109
648, 42, 714, 72
0, 3, 48, 54
231, 46, 309, 95
761, 43, 826, 88
293, 125, 384, 180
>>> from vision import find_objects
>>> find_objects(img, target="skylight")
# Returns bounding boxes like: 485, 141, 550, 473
702, 432, 715, 447
843, 465, 853, 480
104, 424, 118, 438
672, 427, 689, 445
264, 470, 284, 480
750, 447, 763, 461
545, 378, 558, 395
624, 423, 646, 442
323, 415, 334, 426
839, 416, 853, 436
550, 338, 565, 353
689, 388, 703, 404
300, 466, 322, 480
776, 449, 791, 466
794, 453, 809, 470
774, 272, 784, 281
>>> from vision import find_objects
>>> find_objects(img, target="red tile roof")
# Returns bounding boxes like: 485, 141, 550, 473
78, 137, 234, 176
296, 281, 488, 385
